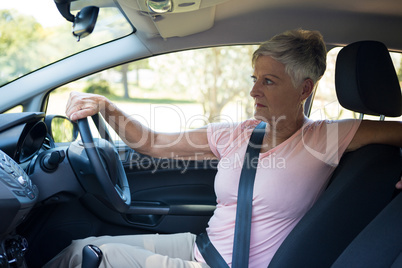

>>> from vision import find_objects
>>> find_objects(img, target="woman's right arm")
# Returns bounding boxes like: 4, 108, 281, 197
65, 91, 217, 160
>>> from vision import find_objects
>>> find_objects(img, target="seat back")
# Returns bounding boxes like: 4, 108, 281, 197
269, 41, 402, 268
332, 162, 402, 268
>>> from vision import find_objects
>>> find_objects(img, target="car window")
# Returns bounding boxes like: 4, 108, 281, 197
47, 45, 258, 140
0, 0, 133, 87
311, 47, 402, 121
47, 45, 402, 142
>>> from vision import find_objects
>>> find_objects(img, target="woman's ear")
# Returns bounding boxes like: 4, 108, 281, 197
300, 78, 315, 101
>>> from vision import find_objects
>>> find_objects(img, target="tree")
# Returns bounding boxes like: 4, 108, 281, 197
398, 60, 402, 84
120, 63, 130, 98
199, 46, 256, 122
0, 7, 127, 87
149, 46, 257, 122
83, 79, 111, 95
115, 59, 150, 98
0, 10, 45, 84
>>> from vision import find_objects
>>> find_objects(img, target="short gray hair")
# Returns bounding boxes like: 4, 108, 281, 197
252, 29, 327, 87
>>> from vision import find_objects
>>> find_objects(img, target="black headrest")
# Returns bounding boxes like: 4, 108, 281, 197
335, 41, 402, 117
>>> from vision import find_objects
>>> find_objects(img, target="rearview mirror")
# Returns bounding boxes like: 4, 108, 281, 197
54, 0, 99, 41
73, 6, 99, 41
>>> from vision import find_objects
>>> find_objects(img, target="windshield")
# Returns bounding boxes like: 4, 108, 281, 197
0, 0, 133, 87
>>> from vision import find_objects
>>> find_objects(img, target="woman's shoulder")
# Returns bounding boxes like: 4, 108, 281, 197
239, 119, 261, 130
303, 118, 361, 130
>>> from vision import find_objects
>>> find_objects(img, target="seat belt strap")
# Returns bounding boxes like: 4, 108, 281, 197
196, 121, 266, 268
196, 232, 228, 268
232, 121, 266, 268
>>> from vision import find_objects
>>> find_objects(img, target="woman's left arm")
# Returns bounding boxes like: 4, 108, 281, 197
347, 120, 402, 152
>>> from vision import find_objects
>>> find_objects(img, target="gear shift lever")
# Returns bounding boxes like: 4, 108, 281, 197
82, 244, 103, 268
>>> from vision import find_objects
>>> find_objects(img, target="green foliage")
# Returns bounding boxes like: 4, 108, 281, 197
83, 80, 112, 96
148, 45, 258, 122
398, 62, 402, 82
0, 6, 133, 87
115, 60, 151, 98
51, 117, 76, 143
0, 10, 45, 84
0, 9, 80, 85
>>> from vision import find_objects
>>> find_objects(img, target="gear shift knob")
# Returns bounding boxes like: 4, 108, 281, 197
82, 244, 103, 268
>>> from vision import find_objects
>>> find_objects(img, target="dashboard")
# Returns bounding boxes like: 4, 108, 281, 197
0, 113, 46, 266
0, 113, 47, 163
0, 113, 46, 231
0, 112, 97, 267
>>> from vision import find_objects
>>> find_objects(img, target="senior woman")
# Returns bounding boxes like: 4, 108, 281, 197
45, 29, 402, 268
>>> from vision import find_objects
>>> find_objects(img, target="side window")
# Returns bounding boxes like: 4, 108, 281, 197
311, 47, 402, 121
47, 45, 258, 140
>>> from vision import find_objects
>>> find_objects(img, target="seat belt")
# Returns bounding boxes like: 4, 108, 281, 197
196, 121, 266, 268
196, 232, 229, 267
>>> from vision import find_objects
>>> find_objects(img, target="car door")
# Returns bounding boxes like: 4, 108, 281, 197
117, 143, 218, 234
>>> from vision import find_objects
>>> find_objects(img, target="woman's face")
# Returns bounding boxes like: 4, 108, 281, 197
250, 55, 312, 125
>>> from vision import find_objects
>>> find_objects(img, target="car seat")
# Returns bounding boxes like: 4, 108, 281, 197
331, 180, 402, 268
268, 41, 402, 267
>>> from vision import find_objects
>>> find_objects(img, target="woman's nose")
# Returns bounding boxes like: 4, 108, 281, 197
250, 82, 262, 98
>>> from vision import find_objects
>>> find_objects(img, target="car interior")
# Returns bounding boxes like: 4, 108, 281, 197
0, 0, 401, 267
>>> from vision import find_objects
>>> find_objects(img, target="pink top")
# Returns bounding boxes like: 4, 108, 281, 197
194, 118, 361, 267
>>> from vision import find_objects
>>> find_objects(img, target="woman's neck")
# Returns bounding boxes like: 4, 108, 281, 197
261, 113, 307, 153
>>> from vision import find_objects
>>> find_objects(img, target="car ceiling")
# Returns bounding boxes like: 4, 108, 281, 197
111, 0, 402, 51
73, 0, 402, 51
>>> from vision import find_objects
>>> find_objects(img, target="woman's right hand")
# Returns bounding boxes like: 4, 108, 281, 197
66, 91, 109, 121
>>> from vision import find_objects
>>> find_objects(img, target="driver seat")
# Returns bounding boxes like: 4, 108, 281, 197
268, 41, 402, 267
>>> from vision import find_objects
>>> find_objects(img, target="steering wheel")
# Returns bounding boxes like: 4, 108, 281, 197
77, 116, 131, 213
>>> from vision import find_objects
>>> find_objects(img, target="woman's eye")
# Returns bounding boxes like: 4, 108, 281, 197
251, 76, 273, 85
265, 78, 273, 85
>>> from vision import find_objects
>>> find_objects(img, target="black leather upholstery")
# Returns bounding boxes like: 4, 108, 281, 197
335, 41, 401, 117
332, 172, 402, 268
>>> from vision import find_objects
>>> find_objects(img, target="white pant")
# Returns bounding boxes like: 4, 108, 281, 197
43, 233, 210, 268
